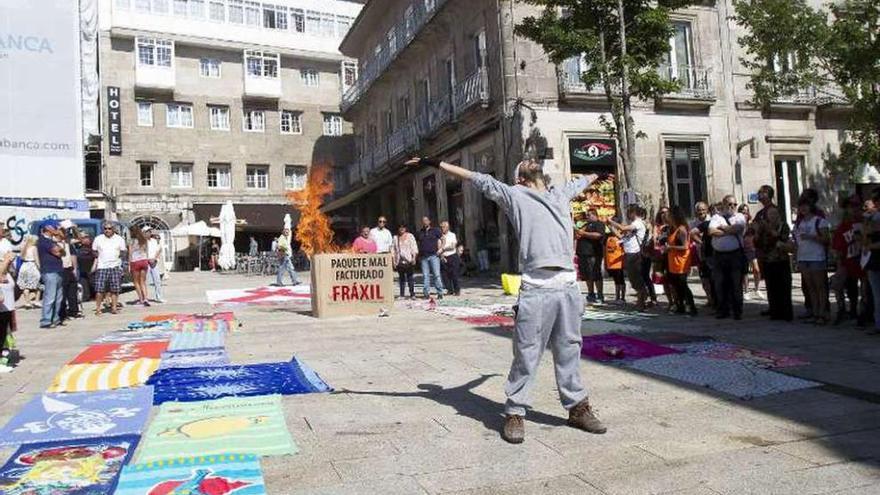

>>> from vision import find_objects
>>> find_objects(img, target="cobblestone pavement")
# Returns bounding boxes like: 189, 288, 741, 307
2, 272, 879, 494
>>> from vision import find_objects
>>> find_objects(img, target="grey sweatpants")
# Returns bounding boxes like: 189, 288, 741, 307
505, 284, 588, 416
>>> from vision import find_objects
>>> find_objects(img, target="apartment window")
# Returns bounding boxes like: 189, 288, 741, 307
386, 29, 398, 54
323, 113, 343, 136
208, 0, 225, 21
665, 142, 705, 212
135, 0, 152, 12
244, 50, 279, 78
320, 13, 335, 37
116, 0, 131, 9
242, 109, 265, 132
341, 61, 358, 91
139, 162, 155, 187
170, 162, 193, 188
262, 4, 288, 30
398, 95, 411, 124
136, 38, 173, 67
665, 21, 694, 87
153, 0, 169, 13
228, 0, 243, 23
199, 58, 221, 78
244, 0, 260, 26
301, 69, 319, 87
188, 0, 205, 18
246, 165, 269, 189
416, 78, 430, 115
336, 16, 354, 37
209, 105, 230, 130
404, 6, 415, 36
774, 156, 805, 226
136, 101, 153, 126
173, 0, 187, 16
207, 163, 232, 189
424, 0, 436, 12
285, 165, 307, 190
280, 110, 302, 134
166, 103, 194, 128
291, 9, 305, 32
773, 51, 799, 74
305, 11, 321, 35
473, 30, 487, 70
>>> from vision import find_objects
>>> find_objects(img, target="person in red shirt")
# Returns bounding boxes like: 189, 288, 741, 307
352, 226, 378, 254
831, 196, 863, 324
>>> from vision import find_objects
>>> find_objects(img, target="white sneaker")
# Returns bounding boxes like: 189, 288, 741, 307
744, 291, 753, 301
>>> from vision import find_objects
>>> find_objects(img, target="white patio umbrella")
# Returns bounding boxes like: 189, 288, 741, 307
218, 201, 237, 270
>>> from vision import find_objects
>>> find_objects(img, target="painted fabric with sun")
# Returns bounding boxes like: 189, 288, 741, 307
115, 454, 266, 495
137, 395, 296, 463
0, 434, 139, 495
0, 388, 153, 446
47, 359, 160, 393
146, 357, 332, 404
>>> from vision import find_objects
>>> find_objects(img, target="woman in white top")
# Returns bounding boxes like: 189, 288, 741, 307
16, 235, 41, 309
439, 221, 461, 296
794, 200, 831, 324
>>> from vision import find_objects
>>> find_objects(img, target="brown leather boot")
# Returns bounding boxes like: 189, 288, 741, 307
501, 414, 524, 444
568, 399, 607, 434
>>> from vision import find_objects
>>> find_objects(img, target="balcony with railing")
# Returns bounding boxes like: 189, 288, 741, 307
343, 66, 489, 189
656, 64, 715, 106
768, 85, 849, 110
341, 0, 449, 113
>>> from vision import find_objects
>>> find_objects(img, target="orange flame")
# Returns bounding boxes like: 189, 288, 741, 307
288, 164, 339, 257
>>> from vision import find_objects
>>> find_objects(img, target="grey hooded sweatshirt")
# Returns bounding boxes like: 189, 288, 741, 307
471, 173, 591, 274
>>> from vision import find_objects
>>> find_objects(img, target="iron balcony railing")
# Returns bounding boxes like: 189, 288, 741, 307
657, 64, 715, 100
343, 67, 489, 189
770, 85, 848, 106
341, 0, 449, 112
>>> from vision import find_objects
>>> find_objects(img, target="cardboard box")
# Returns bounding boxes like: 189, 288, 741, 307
310, 253, 395, 318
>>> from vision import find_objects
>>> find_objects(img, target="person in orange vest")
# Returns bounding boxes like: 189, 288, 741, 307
604, 223, 626, 304
666, 206, 697, 316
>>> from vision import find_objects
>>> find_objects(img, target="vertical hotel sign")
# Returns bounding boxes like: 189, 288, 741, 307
107, 87, 122, 155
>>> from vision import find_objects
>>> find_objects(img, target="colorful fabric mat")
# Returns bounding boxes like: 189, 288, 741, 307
48, 359, 160, 393
457, 315, 515, 327
626, 354, 821, 399
69, 341, 169, 364
137, 395, 297, 463
669, 342, 810, 368
92, 329, 173, 344
0, 435, 139, 495
127, 320, 174, 330
0, 388, 153, 446
159, 349, 231, 370
206, 286, 312, 308
170, 320, 233, 333
581, 333, 681, 362
116, 454, 266, 495
147, 357, 332, 404
580, 320, 645, 333
582, 309, 656, 322
167, 331, 226, 352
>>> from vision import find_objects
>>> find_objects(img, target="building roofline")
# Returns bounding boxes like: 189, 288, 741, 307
338, 0, 376, 57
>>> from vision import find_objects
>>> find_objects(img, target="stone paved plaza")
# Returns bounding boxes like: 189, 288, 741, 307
2, 271, 880, 494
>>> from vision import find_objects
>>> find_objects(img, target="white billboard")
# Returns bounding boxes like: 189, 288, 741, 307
0, 0, 84, 200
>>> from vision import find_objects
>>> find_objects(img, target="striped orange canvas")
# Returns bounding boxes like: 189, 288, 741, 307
47, 359, 160, 392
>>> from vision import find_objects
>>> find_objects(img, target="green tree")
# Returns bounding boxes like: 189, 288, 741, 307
733, 0, 880, 176
515, 0, 698, 193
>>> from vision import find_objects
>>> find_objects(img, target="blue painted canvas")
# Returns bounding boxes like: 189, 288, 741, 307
147, 357, 331, 404
0, 388, 153, 446
167, 331, 226, 352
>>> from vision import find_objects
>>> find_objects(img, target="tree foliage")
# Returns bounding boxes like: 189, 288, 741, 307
515, 0, 699, 192
734, 0, 880, 173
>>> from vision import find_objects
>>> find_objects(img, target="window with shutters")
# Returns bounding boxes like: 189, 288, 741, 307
664, 142, 705, 211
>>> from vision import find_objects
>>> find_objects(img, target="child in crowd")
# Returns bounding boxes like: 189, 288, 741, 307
0, 252, 18, 372
604, 227, 626, 304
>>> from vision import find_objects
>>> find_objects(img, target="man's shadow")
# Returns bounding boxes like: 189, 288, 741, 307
337, 374, 567, 434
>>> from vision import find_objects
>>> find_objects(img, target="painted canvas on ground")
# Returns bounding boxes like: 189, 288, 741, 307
582, 309, 656, 322
137, 395, 296, 462
580, 320, 644, 333
116, 454, 266, 495
626, 354, 821, 399
0, 435, 139, 495
147, 357, 331, 404
167, 331, 226, 352
457, 315, 515, 328
669, 342, 810, 368
92, 329, 173, 344
581, 333, 681, 362
159, 349, 231, 370
48, 359, 160, 393
69, 341, 169, 364
0, 388, 153, 446
206, 286, 311, 308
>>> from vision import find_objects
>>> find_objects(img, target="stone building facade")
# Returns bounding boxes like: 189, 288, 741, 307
329, 0, 849, 270
97, 0, 362, 268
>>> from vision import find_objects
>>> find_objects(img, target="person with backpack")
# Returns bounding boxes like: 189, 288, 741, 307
665, 206, 697, 316
609, 205, 649, 310
708, 195, 748, 320
794, 199, 831, 325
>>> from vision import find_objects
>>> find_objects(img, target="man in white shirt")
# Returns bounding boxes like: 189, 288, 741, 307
609, 205, 649, 309
439, 221, 461, 295
144, 228, 165, 303
708, 195, 747, 320
92, 222, 127, 315
369, 216, 394, 254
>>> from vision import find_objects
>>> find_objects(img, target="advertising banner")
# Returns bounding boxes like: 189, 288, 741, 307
310, 253, 394, 318
0, 0, 84, 199
569, 138, 618, 221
